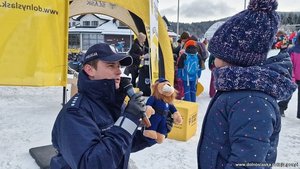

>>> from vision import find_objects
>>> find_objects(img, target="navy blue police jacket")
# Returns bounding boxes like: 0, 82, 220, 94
197, 51, 297, 169
51, 71, 152, 169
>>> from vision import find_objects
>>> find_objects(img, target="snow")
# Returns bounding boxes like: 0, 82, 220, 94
0, 68, 299, 169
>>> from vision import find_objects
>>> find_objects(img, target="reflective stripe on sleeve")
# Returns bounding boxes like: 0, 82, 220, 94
114, 116, 137, 135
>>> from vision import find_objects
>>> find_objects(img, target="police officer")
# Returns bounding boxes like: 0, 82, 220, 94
51, 43, 151, 169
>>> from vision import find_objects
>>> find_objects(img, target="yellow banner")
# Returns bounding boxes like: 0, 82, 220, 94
149, 0, 159, 83
70, 0, 175, 85
0, 0, 68, 86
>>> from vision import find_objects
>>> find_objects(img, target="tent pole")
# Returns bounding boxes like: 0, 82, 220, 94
176, 0, 180, 38
62, 87, 67, 105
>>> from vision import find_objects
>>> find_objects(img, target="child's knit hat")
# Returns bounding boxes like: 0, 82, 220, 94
208, 0, 280, 67
184, 40, 197, 49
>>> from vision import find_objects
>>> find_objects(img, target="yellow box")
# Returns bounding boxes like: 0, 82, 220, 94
168, 100, 198, 141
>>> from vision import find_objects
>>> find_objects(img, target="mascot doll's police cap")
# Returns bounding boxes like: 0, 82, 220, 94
208, 0, 280, 67
156, 78, 168, 83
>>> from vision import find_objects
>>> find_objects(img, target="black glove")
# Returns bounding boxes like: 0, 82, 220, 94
119, 77, 132, 94
124, 92, 146, 120
166, 113, 174, 134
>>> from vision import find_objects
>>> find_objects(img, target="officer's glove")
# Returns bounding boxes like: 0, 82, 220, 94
124, 92, 146, 123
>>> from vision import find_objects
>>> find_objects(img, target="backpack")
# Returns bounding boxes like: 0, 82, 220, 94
184, 52, 200, 77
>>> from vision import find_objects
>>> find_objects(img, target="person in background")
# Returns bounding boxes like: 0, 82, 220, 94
177, 40, 202, 102
177, 31, 191, 57
173, 31, 191, 100
197, 0, 297, 168
270, 30, 293, 117
126, 32, 147, 87
208, 54, 216, 98
202, 38, 208, 46
289, 31, 297, 45
190, 35, 209, 70
51, 43, 151, 169
173, 39, 182, 62
180, 31, 190, 45
288, 31, 300, 119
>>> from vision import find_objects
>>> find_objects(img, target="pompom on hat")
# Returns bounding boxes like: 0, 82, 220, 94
208, 0, 280, 67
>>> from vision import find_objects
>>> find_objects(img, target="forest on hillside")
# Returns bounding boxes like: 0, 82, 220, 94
168, 12, 300, 38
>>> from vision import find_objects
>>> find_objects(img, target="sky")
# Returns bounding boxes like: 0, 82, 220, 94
158, 0, 300, 23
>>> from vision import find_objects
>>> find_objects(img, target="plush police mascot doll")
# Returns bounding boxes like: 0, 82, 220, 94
143, 78, 183, 143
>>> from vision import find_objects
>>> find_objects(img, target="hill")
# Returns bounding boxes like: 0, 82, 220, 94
168, 12, 300, 38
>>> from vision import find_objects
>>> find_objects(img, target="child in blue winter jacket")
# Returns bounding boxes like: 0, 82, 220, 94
177, 40, 202, 102
197, 0, 297, 168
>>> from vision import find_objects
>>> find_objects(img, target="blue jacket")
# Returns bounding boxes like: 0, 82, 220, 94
289, 31, 300, 53
197, 51, 297, 169
51, 71, 150, 169
177, 46, 202, 81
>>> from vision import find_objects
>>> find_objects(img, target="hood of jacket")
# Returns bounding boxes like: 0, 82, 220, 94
213, 51, 297, 100
78, 70, 116, 102
77, 70, 127, 120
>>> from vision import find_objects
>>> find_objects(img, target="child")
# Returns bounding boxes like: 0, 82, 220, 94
288, 31, 300, 119
270, 30, 293, 117
197, 0, 297, 168
208, 54, 216, 98
177, 40, 202, 102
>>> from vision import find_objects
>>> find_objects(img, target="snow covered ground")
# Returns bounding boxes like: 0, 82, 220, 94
0, 68, 299, 169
